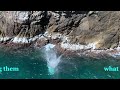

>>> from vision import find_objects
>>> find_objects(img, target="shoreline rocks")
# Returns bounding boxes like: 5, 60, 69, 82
1, 35, 120, 58
1, 11, 120, 58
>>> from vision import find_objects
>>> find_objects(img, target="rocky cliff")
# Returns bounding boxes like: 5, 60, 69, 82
1, 11, 120, 55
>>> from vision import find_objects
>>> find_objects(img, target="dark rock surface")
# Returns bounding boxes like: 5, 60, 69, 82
1, 11, 120, 51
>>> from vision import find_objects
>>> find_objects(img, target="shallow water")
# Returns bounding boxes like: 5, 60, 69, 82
0, 47, 120, 79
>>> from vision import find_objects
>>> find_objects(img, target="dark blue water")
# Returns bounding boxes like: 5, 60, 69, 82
0, 47, 120, 79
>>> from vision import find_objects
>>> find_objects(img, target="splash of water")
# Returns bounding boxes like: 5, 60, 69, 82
44, 44, 62, 75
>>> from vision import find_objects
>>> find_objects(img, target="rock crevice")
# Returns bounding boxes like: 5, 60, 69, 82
1, 11, 120, 53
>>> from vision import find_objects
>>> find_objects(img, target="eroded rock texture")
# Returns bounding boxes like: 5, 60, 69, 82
1, 11, 120, 50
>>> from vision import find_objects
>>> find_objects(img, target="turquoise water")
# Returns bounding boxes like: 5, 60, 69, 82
0, 47, 120, 79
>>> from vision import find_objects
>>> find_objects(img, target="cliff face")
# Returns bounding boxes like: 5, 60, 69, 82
0, 11, 120, 51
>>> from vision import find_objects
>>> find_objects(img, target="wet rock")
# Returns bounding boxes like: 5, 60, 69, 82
1, 11, 120, 52
35, 36, 48, 48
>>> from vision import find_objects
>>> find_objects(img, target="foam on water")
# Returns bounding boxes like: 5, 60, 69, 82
44, 44, 61, 75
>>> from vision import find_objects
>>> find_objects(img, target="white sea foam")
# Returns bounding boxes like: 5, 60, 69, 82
61, 42, 97, 51
45, 43, 55, 51
0, 37, 4, 41
60, 35, 98, 50
0, 37, 10, 42
12, 36, 19, 43
12, 36, 28, 43
115, 47, 120, 50
29, 36, 39, 42
12, 35, 43, 44
43, 43, 61, 75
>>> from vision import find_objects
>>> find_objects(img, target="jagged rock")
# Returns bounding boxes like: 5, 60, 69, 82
35, 36, 48, 48
1, 11, 120, 51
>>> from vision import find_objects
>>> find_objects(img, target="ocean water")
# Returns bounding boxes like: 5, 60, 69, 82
0, 47, 120, 79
